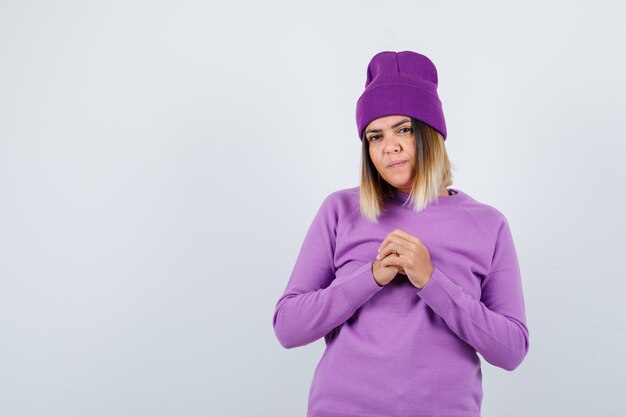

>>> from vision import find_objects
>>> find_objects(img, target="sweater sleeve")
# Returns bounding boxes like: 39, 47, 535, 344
272, 194, 385, 349
415, 216, 530, 371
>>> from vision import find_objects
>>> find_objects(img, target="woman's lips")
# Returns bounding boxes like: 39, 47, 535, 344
388, 161, 407, 168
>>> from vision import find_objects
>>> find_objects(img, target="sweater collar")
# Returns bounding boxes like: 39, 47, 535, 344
391, 187, 466, 207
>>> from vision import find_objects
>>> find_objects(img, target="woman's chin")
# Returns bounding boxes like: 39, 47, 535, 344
385, 174, 413, 187
387, 180, 413, 189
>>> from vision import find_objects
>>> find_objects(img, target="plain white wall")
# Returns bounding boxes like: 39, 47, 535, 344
1, 0, 625, 416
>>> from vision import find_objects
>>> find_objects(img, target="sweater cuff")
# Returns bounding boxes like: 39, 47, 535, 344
414, 267, 455, 316
342, 260, 385, 306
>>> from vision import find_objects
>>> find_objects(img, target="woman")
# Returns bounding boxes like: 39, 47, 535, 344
272, 51, 529, 417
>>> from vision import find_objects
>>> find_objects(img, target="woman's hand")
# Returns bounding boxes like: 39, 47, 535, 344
376, 228, 435, 289
371, 258, 402, 286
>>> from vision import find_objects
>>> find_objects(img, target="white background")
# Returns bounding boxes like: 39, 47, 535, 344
1, 0, 625, 416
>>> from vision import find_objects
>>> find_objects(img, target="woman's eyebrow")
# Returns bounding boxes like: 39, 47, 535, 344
365, 119, 411, 134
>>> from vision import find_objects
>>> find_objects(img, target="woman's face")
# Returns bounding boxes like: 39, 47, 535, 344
365, 114, 415, 192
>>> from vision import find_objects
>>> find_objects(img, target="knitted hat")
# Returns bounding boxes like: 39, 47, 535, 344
356, 51, 447, 141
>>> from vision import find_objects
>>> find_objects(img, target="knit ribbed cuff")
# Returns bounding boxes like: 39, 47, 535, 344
358, 260, 386, 290
342, 260, 385, 308
414, 267, 455, 317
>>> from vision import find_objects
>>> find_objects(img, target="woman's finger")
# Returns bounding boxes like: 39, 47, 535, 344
378, 229, 415, 253
381, 253, 402, 269
376, 240, 401, 260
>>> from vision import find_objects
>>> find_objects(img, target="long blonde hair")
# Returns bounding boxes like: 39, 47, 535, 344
359, 117, 456, 223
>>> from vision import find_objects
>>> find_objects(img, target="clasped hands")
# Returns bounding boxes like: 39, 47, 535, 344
373, 228, 435, 289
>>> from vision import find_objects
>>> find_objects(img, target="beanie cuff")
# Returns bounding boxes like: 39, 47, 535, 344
356, 83, 447, 141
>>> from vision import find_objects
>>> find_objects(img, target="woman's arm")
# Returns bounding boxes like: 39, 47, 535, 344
272, 194, 384, 349
415, 216, 530, 371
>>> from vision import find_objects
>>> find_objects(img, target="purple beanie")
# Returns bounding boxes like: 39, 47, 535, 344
356, 51, 447, 141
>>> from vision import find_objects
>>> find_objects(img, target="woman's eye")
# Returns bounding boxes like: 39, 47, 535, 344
369, 135, 381, 142
399, 127, 412, 134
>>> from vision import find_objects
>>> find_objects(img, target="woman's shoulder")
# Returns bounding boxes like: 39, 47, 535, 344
319, 186, 360, 211
456, 189, 512, 235
459, 189, 506, 214
314, 186, 361, 222
327, 185, 360, 201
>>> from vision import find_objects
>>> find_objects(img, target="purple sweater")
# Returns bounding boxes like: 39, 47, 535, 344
273, 186, 529, 417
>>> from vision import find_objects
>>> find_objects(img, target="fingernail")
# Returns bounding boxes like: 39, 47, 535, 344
376, 254, 380, 260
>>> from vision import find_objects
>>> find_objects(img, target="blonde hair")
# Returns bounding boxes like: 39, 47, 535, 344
359, 117, 456, 223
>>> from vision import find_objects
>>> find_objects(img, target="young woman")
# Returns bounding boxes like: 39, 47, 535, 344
273, 50, 529, 417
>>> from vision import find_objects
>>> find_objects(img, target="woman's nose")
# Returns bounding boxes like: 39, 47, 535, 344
385, 140, 401, 152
